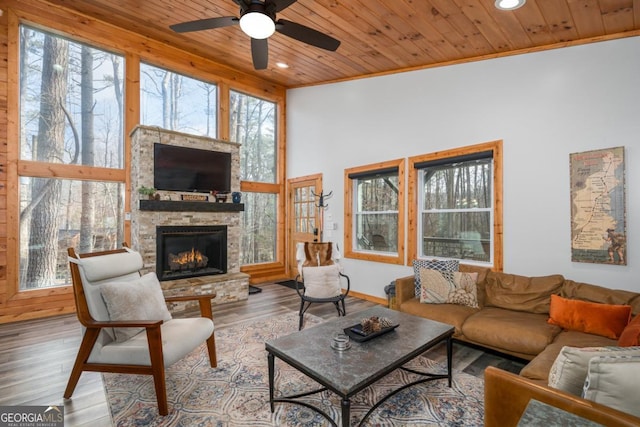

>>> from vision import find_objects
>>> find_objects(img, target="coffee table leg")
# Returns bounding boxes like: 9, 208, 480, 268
341, 398, 350, 427
268, 352, 275, 412
446, 336, 453, 387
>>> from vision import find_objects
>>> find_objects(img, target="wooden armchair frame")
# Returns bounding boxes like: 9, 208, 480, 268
64, 246, 217, 416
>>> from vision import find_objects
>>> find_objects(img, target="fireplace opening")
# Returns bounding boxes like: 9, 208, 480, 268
156, 225, 227, 281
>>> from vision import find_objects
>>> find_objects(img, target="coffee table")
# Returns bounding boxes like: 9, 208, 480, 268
266, 306, 455, 427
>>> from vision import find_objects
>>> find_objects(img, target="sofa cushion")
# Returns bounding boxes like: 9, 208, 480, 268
547, 345, 640, 396
412, 259, 459, 298
618, 314, 640, 346
484, 272, 564, 314
462, 307, 562, 356
399, 298, 478, 337
88, 317, 214, 366
561, 279, 640, 315
520, 330, 616, 381
419, 269, 479, 308
583, 355, 640, 417
548, 295, 631, 339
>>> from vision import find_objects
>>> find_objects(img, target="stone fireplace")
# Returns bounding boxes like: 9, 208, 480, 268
130, 125, 249, 313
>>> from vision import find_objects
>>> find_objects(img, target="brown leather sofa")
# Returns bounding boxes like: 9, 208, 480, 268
395, 265, 640, 382
484, 366, 640, 426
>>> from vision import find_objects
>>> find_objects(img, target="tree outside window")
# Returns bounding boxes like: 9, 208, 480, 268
19, 26, 125, 289
230, 90, 277, 265
140, 63, 218, 137
408, 141, 503, 269
419, 156, 492, 263
344, 159, 405, 265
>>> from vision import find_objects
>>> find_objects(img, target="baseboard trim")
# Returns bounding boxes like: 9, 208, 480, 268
348, 289, 387, 306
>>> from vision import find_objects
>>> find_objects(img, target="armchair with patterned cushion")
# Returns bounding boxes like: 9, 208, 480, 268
64, 245, 217, 415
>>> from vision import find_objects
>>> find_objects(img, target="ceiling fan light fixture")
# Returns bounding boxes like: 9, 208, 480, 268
495, 0, 526, 10
239, 11, 275, 39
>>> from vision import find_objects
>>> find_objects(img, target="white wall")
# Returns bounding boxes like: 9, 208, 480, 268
286, 37, 640, 298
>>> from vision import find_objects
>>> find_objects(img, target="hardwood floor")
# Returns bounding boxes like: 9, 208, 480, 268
0, 282, 525, 426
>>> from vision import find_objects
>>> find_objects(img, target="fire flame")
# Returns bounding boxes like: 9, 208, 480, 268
174, 247, 204, 265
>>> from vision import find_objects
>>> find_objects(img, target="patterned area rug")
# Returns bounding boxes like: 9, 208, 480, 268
103, 312, 484, 426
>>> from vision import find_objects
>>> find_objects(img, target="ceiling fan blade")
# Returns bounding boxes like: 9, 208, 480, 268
271, 0, 298, 12
251, 38, 269, 70
170, 16, 239, 33
232, 0, 251, 12
276, 19, 340, 51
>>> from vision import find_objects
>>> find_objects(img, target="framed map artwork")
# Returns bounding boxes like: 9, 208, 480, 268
570, 147, 626, 265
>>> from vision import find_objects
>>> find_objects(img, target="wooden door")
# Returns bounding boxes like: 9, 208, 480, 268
286, 174, 322, 278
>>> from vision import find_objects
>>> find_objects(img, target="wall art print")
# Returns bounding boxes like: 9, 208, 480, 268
570, 146, 626, 265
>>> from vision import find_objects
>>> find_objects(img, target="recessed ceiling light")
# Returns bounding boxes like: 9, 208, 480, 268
276, 62, 289, 69
495, 0, 526, 10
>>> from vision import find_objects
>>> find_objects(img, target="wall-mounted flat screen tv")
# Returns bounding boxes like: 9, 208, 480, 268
154, 143, 232, 193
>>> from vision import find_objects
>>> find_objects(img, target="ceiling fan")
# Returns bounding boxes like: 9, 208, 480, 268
170, 0, 341, 70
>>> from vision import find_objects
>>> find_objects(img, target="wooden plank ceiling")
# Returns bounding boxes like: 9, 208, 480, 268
42, 0, 640, 88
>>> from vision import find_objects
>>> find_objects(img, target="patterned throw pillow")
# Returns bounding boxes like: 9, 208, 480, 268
412, 259, 459, 298
419, 269, 452, 304
419, 269, 479, 308
448, 272, 479, 308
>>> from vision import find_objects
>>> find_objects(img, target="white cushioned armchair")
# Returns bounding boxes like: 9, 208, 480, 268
64, 245, 217, 415
294, 242, 350, 330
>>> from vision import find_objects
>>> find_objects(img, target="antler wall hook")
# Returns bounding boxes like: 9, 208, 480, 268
311, 190, 333, 209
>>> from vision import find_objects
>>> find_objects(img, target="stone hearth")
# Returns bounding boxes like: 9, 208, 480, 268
130, 125, 249, 314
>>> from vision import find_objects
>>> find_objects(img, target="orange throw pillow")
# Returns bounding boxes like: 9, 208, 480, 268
618, 314, 640, 346
547, 295, 631, 339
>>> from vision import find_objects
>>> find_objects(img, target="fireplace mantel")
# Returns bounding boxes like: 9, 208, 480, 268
140, 200, 244, 212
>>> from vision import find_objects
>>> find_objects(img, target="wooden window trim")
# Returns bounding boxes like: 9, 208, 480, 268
407, 140, 503, 271
344, 158, 405, 265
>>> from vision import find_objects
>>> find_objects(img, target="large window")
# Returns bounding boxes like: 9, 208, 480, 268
19, 26, 125, 289
230, 90, 278, 265
344, 159, 405, 265
408, 141, 503, 269
419, 155, 492, 262
140, 63, 218, 137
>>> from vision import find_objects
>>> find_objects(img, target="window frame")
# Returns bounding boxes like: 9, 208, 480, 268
344, 158, 405, 265
407, 141, 503, 270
